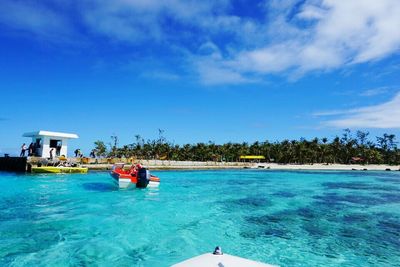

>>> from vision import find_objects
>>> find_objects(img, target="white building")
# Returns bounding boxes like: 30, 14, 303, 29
23, 130, 79, 158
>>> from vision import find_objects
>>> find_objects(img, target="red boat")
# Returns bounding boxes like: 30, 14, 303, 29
110, 163, 160, 189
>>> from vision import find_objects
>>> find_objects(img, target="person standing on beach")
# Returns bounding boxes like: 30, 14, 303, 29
28, 142, 34, 156
49, 148, 54, 160
20, 143, 27, 157
56, 144, 61, 156
32, 142, 37, 157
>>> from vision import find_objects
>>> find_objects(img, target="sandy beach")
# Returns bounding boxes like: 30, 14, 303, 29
257, 163, 400, 171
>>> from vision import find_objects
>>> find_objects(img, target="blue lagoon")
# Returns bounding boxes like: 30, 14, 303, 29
0, 170, 399, 266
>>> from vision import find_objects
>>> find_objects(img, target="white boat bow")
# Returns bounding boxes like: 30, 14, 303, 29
172, 247, 278, 267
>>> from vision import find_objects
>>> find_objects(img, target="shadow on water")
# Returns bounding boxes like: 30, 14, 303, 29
376, 177, 400, 184
82, 182, 117, 192
313, 190, 400, 207
232, 196, 272, 207
218, 196, 273, 213
242, 206, 400, 263
322, 182, 398, 192
272, 191, 296, 198
243, 212, 296, 240
313, 193, 385, 206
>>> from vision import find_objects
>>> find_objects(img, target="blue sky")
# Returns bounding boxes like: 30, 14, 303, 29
0, 0, 400, 156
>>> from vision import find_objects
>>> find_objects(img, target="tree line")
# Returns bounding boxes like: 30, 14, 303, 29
92, 129, 400, 165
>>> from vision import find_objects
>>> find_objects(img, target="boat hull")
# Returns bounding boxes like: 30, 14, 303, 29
31, 166, 88, 174
110, 169, 160, 189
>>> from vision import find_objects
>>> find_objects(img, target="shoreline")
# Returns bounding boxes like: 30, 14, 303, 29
81, 162, 400, 172
2, 157, 399, 172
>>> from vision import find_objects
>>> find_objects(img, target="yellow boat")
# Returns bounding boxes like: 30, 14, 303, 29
31, 166, 88, 174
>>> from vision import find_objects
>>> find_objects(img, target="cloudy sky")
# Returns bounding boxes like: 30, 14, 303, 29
0, 0, 399, 154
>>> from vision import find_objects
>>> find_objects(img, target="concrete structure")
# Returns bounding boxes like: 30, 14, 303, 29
0, 157, 27, 172
23, 130, 78, 158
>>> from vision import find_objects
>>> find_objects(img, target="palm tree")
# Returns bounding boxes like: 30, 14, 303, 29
93, 129, 399, 165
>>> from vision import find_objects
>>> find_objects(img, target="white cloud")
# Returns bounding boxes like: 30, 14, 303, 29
80, 0, 233, 43
196, 58, 251, 85
317, 92, 400, 128
297, 5, 327, 20
359, 87, 389, 97
0, 1, 73, 41
140, 71, 180, 81
223, 0, 400, 79
190, 0, 400, 84
193, 44, 258, 85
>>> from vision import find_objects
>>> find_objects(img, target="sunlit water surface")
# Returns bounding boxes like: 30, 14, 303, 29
1, 170, 400, 266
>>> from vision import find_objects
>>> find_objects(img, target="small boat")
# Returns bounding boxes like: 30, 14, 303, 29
172, 247, 277, 267
31, 166, 88, 174
110, 163, 160, 189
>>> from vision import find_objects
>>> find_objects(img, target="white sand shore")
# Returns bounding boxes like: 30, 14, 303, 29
257, 163, 400, 171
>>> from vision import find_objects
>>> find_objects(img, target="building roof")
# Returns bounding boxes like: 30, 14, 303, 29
23, 130, 79, 139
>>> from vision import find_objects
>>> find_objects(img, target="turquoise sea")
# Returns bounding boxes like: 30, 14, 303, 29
0, 170, 400, 267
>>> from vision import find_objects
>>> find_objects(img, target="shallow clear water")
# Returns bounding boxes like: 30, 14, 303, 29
1, 170, 400, 267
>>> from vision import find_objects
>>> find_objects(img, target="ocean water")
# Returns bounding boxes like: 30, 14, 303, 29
0, 170, 400, 267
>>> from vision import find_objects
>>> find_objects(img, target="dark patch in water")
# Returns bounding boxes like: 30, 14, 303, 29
313, 193, 349, 208
342, 213, 370, 223
377, 217, 400, 234
225, 178, 264, 186
124, 244, 160, 264
0, 195, 72, 222
313, 193, 384, 206
239, 230, 259, 239
297, 207, 317, 220
263, 227, 291, 239
376, 177, 400, 184
339, 227, 363, 239
302, 222, 326, 237
228, 196, 272, 208
322, 181, 398, 192
82, 182, 116, 192
242, 204, 400, 261
378, 193, 400, 204
244, 212, 294, 239
324, 254, 338, 259
374, 214, 400, 250
341, 195, 384, 205
246, 213, 295, 225
272, 191, 296, 198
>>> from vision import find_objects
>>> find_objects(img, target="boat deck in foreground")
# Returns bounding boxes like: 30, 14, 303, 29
172, 253, 277, 267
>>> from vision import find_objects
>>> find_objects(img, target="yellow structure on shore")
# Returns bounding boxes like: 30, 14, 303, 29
239, 155, 265, 160
239, 155, 265, 162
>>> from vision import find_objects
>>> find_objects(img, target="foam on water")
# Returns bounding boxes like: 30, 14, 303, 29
1, 170, 400, 266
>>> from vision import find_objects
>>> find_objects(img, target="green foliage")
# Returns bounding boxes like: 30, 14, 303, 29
93, 130, 399, 165
94, 140, 107, 157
